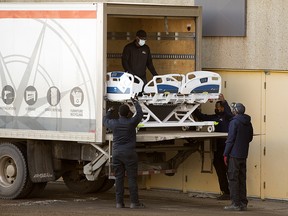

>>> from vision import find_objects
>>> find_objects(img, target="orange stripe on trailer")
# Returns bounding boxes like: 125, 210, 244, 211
0, 10, 97, 19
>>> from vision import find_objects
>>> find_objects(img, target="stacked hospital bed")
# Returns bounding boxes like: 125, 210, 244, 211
106, 71, 221, 132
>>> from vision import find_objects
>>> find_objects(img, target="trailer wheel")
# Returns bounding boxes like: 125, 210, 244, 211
0, 143, 33, 199
98, 177, 115, 192
63, 171, 105, 194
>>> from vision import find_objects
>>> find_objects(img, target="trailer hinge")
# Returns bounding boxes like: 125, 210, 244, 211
224, 81, 227, 88
264, 115, 266, 123
263, 181, 266, 189
263, 147, 266, 156
264, 82, 266, 89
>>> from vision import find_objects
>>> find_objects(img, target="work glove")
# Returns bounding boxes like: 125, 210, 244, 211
218, 93, 225, 101
130, 96, 138, 104
108, 106, 114, 112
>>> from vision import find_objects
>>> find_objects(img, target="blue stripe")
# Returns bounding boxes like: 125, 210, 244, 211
191, 85, 220, 93
107, 86, 131, 94
110, 71, 125, 78
157, 84, 179, 93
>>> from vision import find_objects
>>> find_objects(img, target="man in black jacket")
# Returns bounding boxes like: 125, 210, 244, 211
194, 94, 233, 200
103, 98, 144, 209
223, 103, 253, 211
122, 30, 158, 84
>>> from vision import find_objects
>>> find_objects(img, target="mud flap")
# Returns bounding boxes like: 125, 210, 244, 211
27, 140, 55, 182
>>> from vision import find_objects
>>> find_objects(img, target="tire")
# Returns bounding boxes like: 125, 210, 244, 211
0, 143, 33, 199
62, 170, 106, 194
98, 177, 115, 192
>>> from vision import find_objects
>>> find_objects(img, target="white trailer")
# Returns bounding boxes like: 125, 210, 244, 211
0, 2, 226, 199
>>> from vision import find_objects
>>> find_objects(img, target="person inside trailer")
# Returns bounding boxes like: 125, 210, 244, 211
122, 29, 158, 85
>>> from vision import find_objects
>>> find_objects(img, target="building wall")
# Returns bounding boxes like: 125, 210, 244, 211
202, 0, 288, 70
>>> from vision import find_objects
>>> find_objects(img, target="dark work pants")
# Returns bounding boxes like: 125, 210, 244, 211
213, 142, 230, 194
113, 150, 139, 204
227, 157, 248, 206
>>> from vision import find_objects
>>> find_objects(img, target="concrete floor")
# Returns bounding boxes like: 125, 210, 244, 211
0, 181, 287, 216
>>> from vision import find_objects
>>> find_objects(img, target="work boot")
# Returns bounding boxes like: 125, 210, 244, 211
217, 193, 230, 200
224, 204, 242, 211
240, 203, 248, 211
130, 202, 145, 209
116, 203, 125, 208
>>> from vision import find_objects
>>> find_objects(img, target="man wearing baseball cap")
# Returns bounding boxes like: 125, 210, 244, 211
223, 103, 253, 211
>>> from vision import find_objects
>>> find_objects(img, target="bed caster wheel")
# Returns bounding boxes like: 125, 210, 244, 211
207, 126, 214, 133
182, 126, 189, 131
196, 127, 202, 132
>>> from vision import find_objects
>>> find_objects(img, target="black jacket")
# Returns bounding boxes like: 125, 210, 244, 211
122, 40, 157, 83
103, 101, 143, 152
223, 114, 253, 159
193, 100, 233, 133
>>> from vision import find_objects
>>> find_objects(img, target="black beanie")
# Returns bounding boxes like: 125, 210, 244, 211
119, 104, 130, 117
235, 103, 245, 114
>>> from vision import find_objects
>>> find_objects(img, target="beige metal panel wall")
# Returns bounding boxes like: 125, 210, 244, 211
182, 141, 219, 193
264, 71, 288, 200
148, 143, 219, 194
202, 0, 288, 70
147, 151, 184, 191
148, 143, 220, 194
146, 172, 184, 191
209, 71, 263, 197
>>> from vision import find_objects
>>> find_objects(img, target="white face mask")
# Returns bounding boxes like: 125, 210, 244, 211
138, 39, 146, 46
